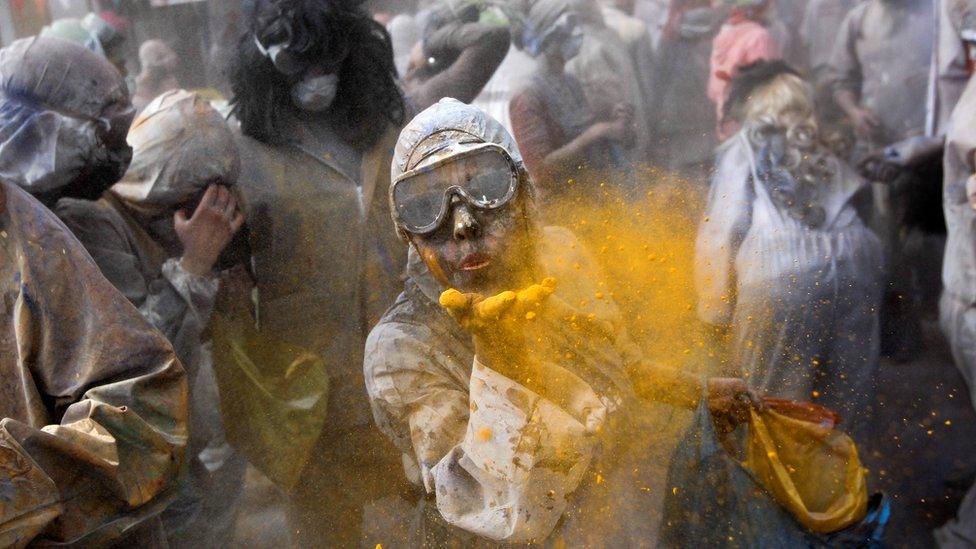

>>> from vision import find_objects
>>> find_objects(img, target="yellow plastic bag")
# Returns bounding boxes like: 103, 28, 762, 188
211, 312, 330, 492
743, 407, 868, 534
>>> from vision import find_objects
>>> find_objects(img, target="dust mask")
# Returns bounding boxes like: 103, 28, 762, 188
291, 73, 339, 113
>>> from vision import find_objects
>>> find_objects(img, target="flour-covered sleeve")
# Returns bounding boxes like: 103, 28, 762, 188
55, 199, 217, 377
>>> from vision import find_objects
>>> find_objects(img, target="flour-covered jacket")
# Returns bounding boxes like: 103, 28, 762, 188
365, 226, 664, 546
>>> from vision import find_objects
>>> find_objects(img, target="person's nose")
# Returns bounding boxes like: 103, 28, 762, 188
452, 202, 481, 241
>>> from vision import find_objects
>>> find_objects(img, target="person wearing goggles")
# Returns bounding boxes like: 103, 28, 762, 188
366, 99, 758, 545
225, 1, 510, 545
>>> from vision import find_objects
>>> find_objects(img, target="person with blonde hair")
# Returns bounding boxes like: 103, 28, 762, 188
695, 61, 883, 442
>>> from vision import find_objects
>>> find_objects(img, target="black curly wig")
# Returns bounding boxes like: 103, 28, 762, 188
228, 0, 405, 149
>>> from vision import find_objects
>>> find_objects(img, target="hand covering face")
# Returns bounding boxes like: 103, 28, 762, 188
112, 90, 241, 217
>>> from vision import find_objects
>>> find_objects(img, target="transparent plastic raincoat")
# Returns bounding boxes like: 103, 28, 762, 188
0, 180, 187, 547
695, 126, 883, 438
0, 37, 133, 207
55, 90, 245, 548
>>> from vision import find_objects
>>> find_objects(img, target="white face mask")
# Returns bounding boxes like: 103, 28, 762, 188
291, 73, 339, 113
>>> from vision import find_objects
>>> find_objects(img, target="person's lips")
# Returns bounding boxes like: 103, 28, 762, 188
459, 252, 491, 271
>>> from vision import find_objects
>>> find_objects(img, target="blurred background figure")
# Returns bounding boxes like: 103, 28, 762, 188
598, 0, 658, 145
133, 39, 180, 112
797, 0, 857, 131
707, 0, 781, 139
510, 0, 636, 207
799, 0, 856, 85
564, 0, 652, 162
647, 0, 724, 181
369, 0, 420, 77
41, 11, 129, 75
635, 0, 672, 49
401, 0, 512, 101
827, 0, 936, 361
695, 61, 883, 445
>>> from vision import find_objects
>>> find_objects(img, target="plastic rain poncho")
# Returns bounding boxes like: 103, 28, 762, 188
695, 127, 883, 440
366, 99, 675, 545
55, 90, 244, 548
935, 75, 976, 549
0, 37, 133, 205
0, 179, 186, 546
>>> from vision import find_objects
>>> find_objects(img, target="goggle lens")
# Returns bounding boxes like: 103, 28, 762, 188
394, 148, 516, 233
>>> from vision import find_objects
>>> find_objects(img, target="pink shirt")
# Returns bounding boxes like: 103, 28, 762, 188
708, 19, 781, 138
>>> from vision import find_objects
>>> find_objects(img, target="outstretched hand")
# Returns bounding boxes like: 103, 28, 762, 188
440, 278, 558, 379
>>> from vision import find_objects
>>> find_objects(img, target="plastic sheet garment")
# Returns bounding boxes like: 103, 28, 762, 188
0, 180, 186, 547
54, 90, 245, 547
112, 90, 240, 215
935, 72, 976, 549
695, 130, 883, 439
0, 37, 132, 200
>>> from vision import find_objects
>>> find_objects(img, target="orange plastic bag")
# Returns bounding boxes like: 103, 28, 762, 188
743, 404, 868, 534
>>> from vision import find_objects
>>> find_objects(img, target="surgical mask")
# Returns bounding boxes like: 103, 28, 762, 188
291, 73, 339, 113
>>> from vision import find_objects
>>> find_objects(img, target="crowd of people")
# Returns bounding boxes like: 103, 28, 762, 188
0, 0, 973, 546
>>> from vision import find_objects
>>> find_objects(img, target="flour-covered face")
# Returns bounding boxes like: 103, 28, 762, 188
394, 146, 535, 294
410, 195, 534, 295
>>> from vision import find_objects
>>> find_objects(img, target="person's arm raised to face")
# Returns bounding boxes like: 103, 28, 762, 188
407, 15, 511, 109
